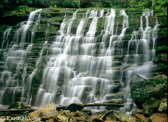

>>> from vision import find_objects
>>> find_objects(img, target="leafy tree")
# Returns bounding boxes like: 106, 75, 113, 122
154, 0, 167, 16
138, 0, 152, 8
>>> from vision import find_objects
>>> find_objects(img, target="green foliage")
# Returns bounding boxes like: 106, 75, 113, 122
49, 5, 57, 8
71, 0, 80, 8
19, 0, 33, 6
0, 4, 3, 9
49, 1, 58, 8
102, 0, 113, 7
154, 0, 168, 16
138, 0, 152, 8
85, 2, 103, 8
152, 0, 168, 25
58, 0, 80, 8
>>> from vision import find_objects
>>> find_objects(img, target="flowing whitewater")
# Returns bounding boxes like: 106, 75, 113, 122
0, 9, 42, 109
0, 8, 159, 112
34, 9, 159, 109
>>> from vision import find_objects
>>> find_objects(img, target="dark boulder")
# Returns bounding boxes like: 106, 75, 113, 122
131, 74, 167, 107
131, 74, 167, 115
65, 103, 84, 112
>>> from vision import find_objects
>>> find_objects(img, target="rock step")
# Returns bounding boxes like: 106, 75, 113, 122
105, 92, 123, 100
103, 98, 124, 104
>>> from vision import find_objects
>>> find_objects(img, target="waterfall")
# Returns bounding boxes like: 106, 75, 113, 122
33, 9, 159, 109
1, 27, 12, 50
0, 8, 159, 112
120, 10, 159, 113
0, 9, 42, 107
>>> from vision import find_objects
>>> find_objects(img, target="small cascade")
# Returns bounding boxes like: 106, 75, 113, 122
26, 41, 48, 105
104, 9, 116, 56
118, 10, 129, 41
120, 10, 159, 113
24, 21, 50, 106
0, 9, 42, 108
89, 10, 98, 18
99, 10, 104, 17
1, 27, 12, 51
31, 13, 41, 43
151, 18, 159, 59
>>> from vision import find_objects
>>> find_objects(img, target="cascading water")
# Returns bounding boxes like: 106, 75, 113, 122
34, 8, 158, 109
0, 8, 159, 113
120, 10, 159, 113
0, 9, 42, 109
1, 27, 12, 51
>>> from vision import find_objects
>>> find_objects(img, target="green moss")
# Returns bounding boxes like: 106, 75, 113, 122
14, 5, 35, 13
51, 18, 61, 26
49, 25, 59, 34
8, 101, 30, 109
65, 103, 84, 112
131, 74, 167, 106
158, 98, 167, 112
11, 11, 27, 18
2, 5, 35, 18
155, 53, 167, 63
142, 100, 160, 115
36, 24, 47, 32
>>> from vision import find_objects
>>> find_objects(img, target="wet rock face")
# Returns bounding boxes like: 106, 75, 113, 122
131, 74, 167, 115
142, 99, 161, 115
8, 101, 30, 110
158, 98, 167, 112
0, 6, 35, 25
29, 103, 58, 119
131, 74, 167, 105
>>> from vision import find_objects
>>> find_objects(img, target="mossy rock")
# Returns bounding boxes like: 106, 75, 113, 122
29, 103, 58, 119
36, 24, 47, 32
41, 9, 63, 18
132, 110, 149, 122
76, 110, 88, 118
149, 113, 167, 122
8, 101, 30, 110
131, 74, 167, 107
14, 6, 35, 13
40, 18, 49, 23
1, 88, 21, 105
50, 18, 61, 26
2, 6, 35, 18
105, 92, 123, 100
92, 118, 103, 122
142, 99, 161, 115
81, 109, 92, 115
114, 112, 137, 122
104, 98, 124, 104
154, 53, 167, 63
158, 98, 167, 112
49, 25, 59, 34
1, 6, 35, 25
